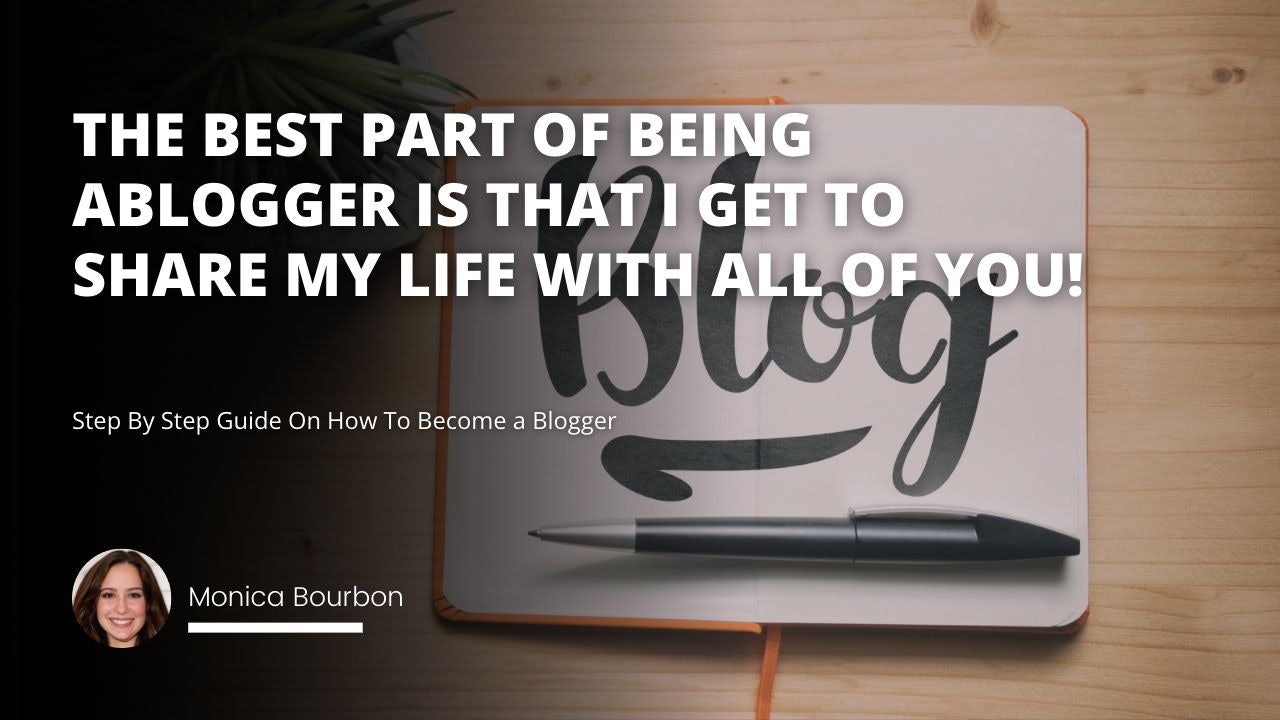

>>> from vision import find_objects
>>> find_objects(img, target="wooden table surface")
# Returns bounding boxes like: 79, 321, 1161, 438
260, 2, 1280, 718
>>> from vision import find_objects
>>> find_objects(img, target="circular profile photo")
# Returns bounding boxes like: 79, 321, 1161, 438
71, 549, 172, 648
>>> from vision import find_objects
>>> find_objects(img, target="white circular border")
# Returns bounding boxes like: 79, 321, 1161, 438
71, 548, 173, 614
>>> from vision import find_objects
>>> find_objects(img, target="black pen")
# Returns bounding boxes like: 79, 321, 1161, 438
528, 509, 1080, 562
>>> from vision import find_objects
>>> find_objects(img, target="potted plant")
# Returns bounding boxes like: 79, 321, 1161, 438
99, 0, 472, 252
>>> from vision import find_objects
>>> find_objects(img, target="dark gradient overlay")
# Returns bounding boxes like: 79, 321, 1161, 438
17, 3, 479, 717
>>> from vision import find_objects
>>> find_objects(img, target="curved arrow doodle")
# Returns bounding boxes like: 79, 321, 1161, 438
601, 427, 872, 501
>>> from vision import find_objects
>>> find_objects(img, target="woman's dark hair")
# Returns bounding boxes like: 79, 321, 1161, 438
72, 550, 169, 646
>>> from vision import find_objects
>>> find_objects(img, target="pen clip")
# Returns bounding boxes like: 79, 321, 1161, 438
848, 505, 983, 520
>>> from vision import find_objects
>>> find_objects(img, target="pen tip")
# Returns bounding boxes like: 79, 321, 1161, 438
528, 529, 541, 538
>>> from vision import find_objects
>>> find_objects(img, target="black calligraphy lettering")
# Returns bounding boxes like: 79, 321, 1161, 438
767, 273, 852, 382
882, 276, 1017, 496
697, 153, 770, 392
537, 156, 681, 406
533, 155, 1019, 501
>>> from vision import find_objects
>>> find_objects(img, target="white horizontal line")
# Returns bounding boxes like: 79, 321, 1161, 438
188, 622, 363, 634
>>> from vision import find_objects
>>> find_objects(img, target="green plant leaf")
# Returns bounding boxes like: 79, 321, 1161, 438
203, 63, 231, 113
257, 60, 331, 113
306, 0, 371, 13
151, 54, 222, 110
249, 10, 371, 41
241, 57, 289, 113
366, 0, 427, 18
115, 0, 469, 190
397, 68, 475, 99
334, 11, 452, 53
231, 59, 253, 114
242, 40, 452, 110
289, 70, 390, 115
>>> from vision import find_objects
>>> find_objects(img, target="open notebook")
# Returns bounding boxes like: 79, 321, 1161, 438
435, 103, 1087, 629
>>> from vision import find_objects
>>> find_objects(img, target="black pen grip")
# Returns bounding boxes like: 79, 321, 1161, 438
853, 518, 980, 560
855, 515, 1080, 561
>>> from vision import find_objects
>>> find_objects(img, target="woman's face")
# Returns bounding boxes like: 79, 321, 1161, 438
96, 562, 146, 647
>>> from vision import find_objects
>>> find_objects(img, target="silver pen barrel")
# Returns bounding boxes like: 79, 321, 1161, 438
530, 520, 636, 551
